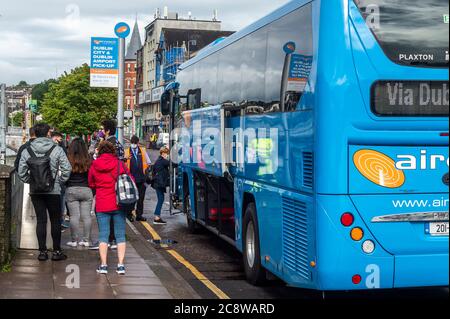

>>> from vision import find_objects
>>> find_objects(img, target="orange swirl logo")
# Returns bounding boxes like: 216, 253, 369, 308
353, 150, 405, 188
116, 26, 129, 34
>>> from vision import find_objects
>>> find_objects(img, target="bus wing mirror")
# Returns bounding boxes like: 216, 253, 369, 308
160, 91, 171, 116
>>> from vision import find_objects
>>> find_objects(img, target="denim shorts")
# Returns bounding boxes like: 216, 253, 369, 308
96, 211, 126, 244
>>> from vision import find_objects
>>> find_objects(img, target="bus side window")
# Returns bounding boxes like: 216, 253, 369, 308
284, 92, 302, 112
188, 89, 202, 109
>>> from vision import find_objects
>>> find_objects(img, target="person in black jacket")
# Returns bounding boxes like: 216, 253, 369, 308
151, 147, 170, 225
14, 127, 36, 172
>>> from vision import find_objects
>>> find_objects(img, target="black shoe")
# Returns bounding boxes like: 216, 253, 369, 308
51, 251, 67, 261
136, 216, 147, 222
127, 216, 135, 222
38, 251, 48, 262
89, 241, 100, 250
154, 218, 167, 225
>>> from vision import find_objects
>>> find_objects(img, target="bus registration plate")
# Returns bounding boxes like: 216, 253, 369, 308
426, 222, 449, 236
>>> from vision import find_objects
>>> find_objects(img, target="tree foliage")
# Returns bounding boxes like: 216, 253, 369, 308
16, 81, 29, 88
41, 64, 117, 136
32, 78, 57, 109
9, 111, 24, 127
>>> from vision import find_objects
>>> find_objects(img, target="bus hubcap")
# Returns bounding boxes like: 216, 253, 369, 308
246, 221, 256, 268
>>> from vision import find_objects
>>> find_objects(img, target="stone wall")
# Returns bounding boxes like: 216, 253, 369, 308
0, 165, 22, 265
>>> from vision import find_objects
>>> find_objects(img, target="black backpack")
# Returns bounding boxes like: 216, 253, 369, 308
26, 145, 57, 193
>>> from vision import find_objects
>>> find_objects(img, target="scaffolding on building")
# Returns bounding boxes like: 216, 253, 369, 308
163, 44, 186, 83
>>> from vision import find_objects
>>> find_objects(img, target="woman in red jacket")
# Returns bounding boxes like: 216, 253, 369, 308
89, 141, 130, 275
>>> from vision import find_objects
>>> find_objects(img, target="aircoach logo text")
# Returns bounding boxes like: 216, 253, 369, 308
395, 150, 449, 170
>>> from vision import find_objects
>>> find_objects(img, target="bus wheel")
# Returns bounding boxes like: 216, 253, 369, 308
243, 203, 266, 286
184, 189, 200, 234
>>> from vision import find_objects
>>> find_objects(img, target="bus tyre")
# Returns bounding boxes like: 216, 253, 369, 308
184, 190, 200, 234
243, 203, 266, 286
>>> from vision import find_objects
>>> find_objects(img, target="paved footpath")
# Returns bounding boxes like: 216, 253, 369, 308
0, 217, 174, 299
0, 147, 200, 299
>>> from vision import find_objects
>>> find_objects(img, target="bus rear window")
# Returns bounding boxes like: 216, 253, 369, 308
354, 0, 449, 68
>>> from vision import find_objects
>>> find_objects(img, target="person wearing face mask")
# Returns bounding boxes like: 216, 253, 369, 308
151, 147, 170, 225
124, 136, 151, 222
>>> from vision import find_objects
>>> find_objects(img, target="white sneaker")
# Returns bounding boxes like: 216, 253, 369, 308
97, 265, 108, 274
116, 264, 126, 275
109, 241, 118, 250
78, 241, 90, 248
66, 241, 78, 247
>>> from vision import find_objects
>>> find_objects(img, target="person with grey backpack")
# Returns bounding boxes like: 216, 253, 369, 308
18, 123, 72, 262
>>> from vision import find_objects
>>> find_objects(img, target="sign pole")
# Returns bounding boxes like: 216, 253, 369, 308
114, 22, 131, 146
117, 37, 125, 145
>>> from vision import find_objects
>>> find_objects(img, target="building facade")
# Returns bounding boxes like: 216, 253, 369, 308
137, 8, 227, 142
156, 28, 234, 85
6, 87, 32, 113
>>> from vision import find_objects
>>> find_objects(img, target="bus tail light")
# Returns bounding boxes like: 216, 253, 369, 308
352, 275, 362, 285
350, 227, 364, 241
341, 213, 354, 227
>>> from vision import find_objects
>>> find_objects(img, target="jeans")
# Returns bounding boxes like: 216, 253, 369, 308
96, 211, 126, 244
30, 194, 62, 252
66, 187, 93, 242
60, 184, 67, 218
154, 188, 165, 217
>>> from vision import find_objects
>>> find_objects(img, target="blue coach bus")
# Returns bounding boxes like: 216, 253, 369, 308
160, 0, 449, 290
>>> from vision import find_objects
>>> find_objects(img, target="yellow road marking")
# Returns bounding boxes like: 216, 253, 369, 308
141, 221, 161, 241
140, 221, 230, 300
167, 250, 230, 299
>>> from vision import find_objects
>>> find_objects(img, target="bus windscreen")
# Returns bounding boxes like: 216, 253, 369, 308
354, 0, 449, 68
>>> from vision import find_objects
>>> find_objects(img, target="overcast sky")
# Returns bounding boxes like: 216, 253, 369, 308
0, 0, 288, 86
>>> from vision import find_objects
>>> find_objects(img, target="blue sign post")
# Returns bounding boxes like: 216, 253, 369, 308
114, 22, 131, 146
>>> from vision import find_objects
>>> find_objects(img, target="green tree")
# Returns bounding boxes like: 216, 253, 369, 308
41, 64, 117, 136
32, 78, 57, 110
10, 111, 24, 127
16, 80, 29, 88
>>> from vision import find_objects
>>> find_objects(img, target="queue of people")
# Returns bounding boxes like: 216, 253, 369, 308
16, 120, 171, 275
